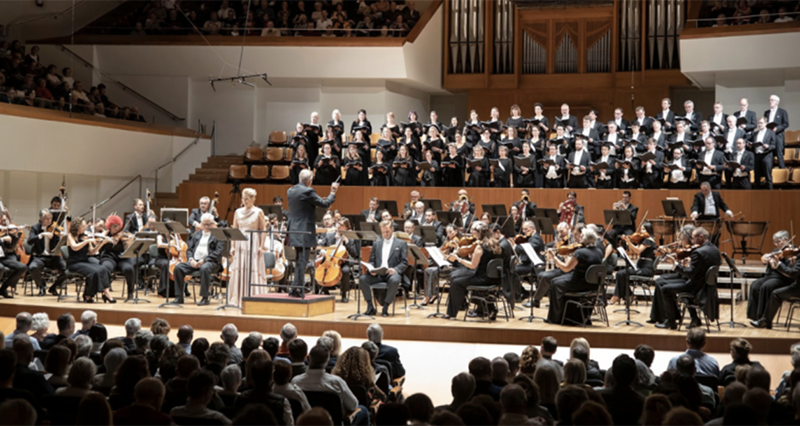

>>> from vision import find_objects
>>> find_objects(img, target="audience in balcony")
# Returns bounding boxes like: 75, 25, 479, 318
700, 0, 799, 27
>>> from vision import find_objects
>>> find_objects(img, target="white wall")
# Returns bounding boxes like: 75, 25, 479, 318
715, 83, 799, 129
0, 113, 210, 225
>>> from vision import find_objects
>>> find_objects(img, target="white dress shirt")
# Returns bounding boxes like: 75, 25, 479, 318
755, 129, 767, 154
734, 150, 745, 177
769, 108, 777, 123
572, 150, 584, 175
713, 113, 724, 125
676, 132, 685, 142
726, 128, 737, 152
380, 237, 394, 268
598, 155, 611, 179
637, 116, 645, 126
615, 118, 623, 128
704, 194, 717, 216
670, 159, 685, 183
135, 213, 143, 230
702, 149, 716, 175
546, 155, 559, 179
193, 232, 211, 261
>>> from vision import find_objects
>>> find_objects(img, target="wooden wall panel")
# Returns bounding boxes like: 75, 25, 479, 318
179, 182, 797, 258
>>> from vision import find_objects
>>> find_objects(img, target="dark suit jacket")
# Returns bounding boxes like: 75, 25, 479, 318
361, 209, 381, 223
598, 385, 646, 426
125, 212, 149, 234
729, 150, 755, 175
698, 149, 726, 175
691, 191, 730, 218
286, 183, 336, 247
656, 110, 675, 127
612, 118, 630, 135
377, 343, 406, 377
734, 110, 758, 133
765, 107, 789, 135
188, 208, 219, 230
14, 364, 54, 399
749, 128, 777, 154
27, 222, 60, 256
555, 115, 578, 131
321, 232, 360, 260
676, 241, 720, 293
567, 151, 592, 178
368, 238, 408, 278
723, 128, 746, 152
684, 111, 703, 132
186, 231, 224, 264
461, 212, 475, 231
633, 116, 653, 135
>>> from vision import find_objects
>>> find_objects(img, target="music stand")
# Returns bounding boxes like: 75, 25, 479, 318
407, 245, 429, 310
420, 199, 443, 212
160, 208, 189, 227
721, 253, 748, 329
377, 200, 399, 218
436, 211, 463, 229
726, 221, 769, 264
121, 239, 155, 304
661, 199, 687, 218
49, 209, 68, 225
530, 218, 555, 243
394, 219, 410, 231
342, 215, 365, 229
425, 246, 452, 319
419, 226, 438, 245
518, 243, 546, 323
345, 230, 377, 321
494, 216, 515, 238
210, 228, 248, 310
259, 205, 285, 222
482, 204, 507, 217
533, 208, 559, 224
614, 247, 643, 327
603, 210, 633, 229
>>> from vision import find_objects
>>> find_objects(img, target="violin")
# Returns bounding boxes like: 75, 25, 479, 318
624, 230, 651, 246
441, 235, 460, 255
456, 236, 478, 257
675, 244, 701, 260
765, 246, 800, 262
556, 243, 583, 256
512, 234, 528, 245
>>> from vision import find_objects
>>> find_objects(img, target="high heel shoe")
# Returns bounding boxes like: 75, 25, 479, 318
102, 294, 117, 304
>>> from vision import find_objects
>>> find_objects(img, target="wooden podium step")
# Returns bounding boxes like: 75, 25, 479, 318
241, 293, 335, 318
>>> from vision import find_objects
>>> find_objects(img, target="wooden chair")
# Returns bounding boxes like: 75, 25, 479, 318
249, 165, 269, 181
773, 168, 790, 186
369, 133, 381, 147
283, 147, 294, 162
228, 164, 248, 181
785, 148, 798, 165
788, 168, 800, 186
270, 165, 291, 182
785, 130, 800, 147
265, 147, 284, 162
243, 147, 264, 163
269, 131, 288, 146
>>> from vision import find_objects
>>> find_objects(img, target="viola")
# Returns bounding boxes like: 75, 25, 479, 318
512, 233, 528, 245
626, 230, 651, 245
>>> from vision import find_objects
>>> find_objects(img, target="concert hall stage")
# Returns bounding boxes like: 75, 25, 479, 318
0, 273, 794, 355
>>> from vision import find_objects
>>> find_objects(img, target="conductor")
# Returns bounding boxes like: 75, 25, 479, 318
287, 169, 339, 298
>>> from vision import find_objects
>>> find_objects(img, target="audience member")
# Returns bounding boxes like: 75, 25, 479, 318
5, 313, 41, 350
177, 325, 193, 354
221, 323, 243, 365
296, 406, 334, 426
218, 364, 242, 407
667, 328, 720, 377
11, 338, 53, 398
0, 349, 42, 420
719, 338, 763, 386
114, 377, 173, 425
288, 338, 308, 378
278, 323, 297, 358
234, 359, 293, 425
491, 356, 510, 388
573, 401, 613, 426
367, 324, 405, 378
469, 356, 502, 401
520, 345, 542, 379
41, 313, 74, 350
598, 354, 645, 426
170, 369, 232, 425
29, 313, 49, 343
555, 385, 588, 426
273, 359, 311, 413
405, 393, 434, 424
44, 345, 70, 389
93, 347, 127, 392
118, 318, 141, 353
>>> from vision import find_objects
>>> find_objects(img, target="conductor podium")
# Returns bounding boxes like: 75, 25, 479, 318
242, 293, 335, 317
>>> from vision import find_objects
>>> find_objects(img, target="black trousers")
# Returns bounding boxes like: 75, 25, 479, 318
68, 261, 110, 298
446, 267, 478, 317
729, 175, 752, 189
650, 273, 683, 322
764, 283, 800, 324
544, 177, 563, 188
614, 266, 654, 298
755, 153, 773, 189
0, 255, 27, 291
661, 281, 698, 323
567, 174, 587, 189
291, 247, 310, 291
28, 256, 67, 290
360, 272, 403, 307
534, 268, 566, 302
776, 135, 786, 169
151, 258, 172, 296
173, 261, 218, 298
697, 173, 721, 189
99, 257, 137, 296
641, 172, 662, 189
747, 275, 792, 321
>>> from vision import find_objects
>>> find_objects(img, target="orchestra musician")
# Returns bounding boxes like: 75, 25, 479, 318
513, 220, 544, 302
766, 95, 790, 169
151, 218, 173, 299
272, 196, 289, 222
28, 209, 67, 296
593, 143, 616, 189
290, 144, 310, 185
287, 169, 338, 299
422, 224, 459, 306
542, 144, 565, 188
691, 182, 734, 222
648, 224, 695, 325
664, 148, 690, 189
362, 198, 381, 223
556, 192, 585, 227
125, 199, 148, 234
441, 143, 465, 188
727, 138, 754, 190
172, 213, 224, 305
640, 138, 664, 189
263, 213, 288, 287
0, 214, 28, 298
530, 222, 572, 308
402, 191, 421, 219
610, 222, 657, 306
370, 150, 392, 186
189, 196, 220, 233
696, 137, 726, 189
229, 188, 268, 307
655, 227, 720, 330
747, 231, 795, 325
734, 98, 757, 134
566, 136, 590, 189
445, 221, 502, 320
545, 227, 604, 325
511, 189, 537, 221
97, 215, 137, 300
610, 191, 638, 238
66, 219, 114, 303
421, 209, 445, 245
492, 223, 516, 307
360, 220, 409, 317
457, 200, 475, 232
751, 255, 800, 329
407, 202, 425, 224
750, 117, 777, 190
318, 217, 360, 303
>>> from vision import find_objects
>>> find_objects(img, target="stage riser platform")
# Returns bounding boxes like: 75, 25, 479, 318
242, 294, 335, 317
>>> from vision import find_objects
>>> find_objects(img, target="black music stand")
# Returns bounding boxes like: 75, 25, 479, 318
425, 246, 451, 319
420, 199, 443, 212
482, 204, 507, 217
661, 199, 687, 218
603, 210, 633, 229
407, 245, 429, 310
614, 247, 643, 327
360, 222, 381, 235
436, 211, 463, 229
517, 242, 546, 323
394, 219, 410, 230
342, 215, 365, 229
121, 239, 155, 304
721, 253, 748, 329
160, 208, 189, 227
377, 200, 399, 217
533, 208, 559, 224
345, 229, 379, 321
211, 228, 248, 311
419, 226, 438, 245
260, 205, 285, 222
530, 218, 555, 243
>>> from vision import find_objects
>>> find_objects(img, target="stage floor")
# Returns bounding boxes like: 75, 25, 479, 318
0, 274, 795, 355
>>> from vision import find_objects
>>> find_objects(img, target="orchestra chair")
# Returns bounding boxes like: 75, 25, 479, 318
265, 147, 284, 162
628, 258, 661, 307
249, 165, 270, 181
677, 265, 720, 332
139, 244, 161, 296
787, 168, 800, 187
369, 133, 380, 147
228, 165, 248, 183
269, 165, 291, 182
59, 246, 89, 302
244, 147, 264, 164
785, 130, 800, 147
772, 168, 790, 187
269, 131, 288, 146
19, 242, 38, 297
282, 147, 294, 162
781, 297, 800, 331
369, 281, 408, 317
464, 258, 510, 322
561, 264, 609, 327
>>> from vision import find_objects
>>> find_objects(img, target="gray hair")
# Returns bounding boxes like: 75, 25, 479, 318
367, 323, 384, 344
74, 335, 92, 358
134, 329, 153, 349
694, 227, 710, 240
635, 359, 655, 388
299, 169, 314, 184
221, 323, 239, 342
700, 181, 711, 190
125, 318, 142, 336
199, 196, 210, 203
67, 357, 97, 389
31, 313, 49, 332
684, 100, 694, 107
415, 201, 424, 209
15, 312, 32, 332
580, 228, 598, 246
200, 212, 215, 223
280, 323, 297, 341
774, 230, 790, 241
104, 348, 128, 374
248, 331, 264, 342
220, 364, 242, 392
81, 310, 97, 325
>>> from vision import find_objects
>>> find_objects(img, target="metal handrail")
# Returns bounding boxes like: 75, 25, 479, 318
58, 45, 186, 122
76, 174, 142, 217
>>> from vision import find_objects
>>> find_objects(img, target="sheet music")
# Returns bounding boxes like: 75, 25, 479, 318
427, 247, 452, 268
519, 243, 544, 267
616, 246, 636, 269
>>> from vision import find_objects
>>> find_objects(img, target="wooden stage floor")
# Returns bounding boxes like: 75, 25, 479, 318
0, 275, 796, 355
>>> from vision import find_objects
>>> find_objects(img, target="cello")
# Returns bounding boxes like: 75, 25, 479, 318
314, 239, 347, 288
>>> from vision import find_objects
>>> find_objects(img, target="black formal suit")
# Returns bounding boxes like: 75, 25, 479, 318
612, 118, 631, 136
709, 113, 728, 133
734, 110, 757, 133
460, 212, 476, 232
656, 110, 675, 129
376, 342, 406, 378
320, 232, 360, 296
554, 115, 578, 132
749, 128, 777, 189
172, 230, 224, 300
661, 242, 721, 324
361, 209, 381, 223
593, 156, 616, 188
747, 251, 795, 321
616, 157, 640, 188
722, 127, 746, 153
632, 116, 654, 135
26, 222, 67, 292
765, 107, 790, 168
188, 208, 220, 232
762, 261, 800, 326
695, 149, 726, 189
684, 111, 703, 132
360, 237, 409, 310
511, 200, 537, 221
125, 212, 149, 234
727, 150, 755, 190
567, 150, 592, 188
514, 232, 545, 295
0, 233, 27, 294
664, 157, 690, 189
543, 155, 567, 188
612, 204, 639, 238
598, 385, 645, 426
576, 128, 601, 156
640, 150, 665, 189
650, 131, 667, 151
691, 191, 730, 221
287, 183, 336, 291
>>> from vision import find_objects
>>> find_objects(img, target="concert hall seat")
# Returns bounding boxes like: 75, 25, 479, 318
228, 164, 248, 182
772, 168, 790, 186
249, 165, 270, 181
269, 131, 288, 146
369, 133, 380, 147
283, 148, 294, 162
370, 148, 376, 162
788, 169, 800, 186
244, 147, 264, 164
265, 147, 284, 162
270, 165, 290, 182
785, 130, 800, 147
784, 149, 798, 166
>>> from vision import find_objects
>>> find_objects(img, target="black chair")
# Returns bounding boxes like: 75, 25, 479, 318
40, 394, 83, 426
677, 265, 721, 332
628, 258, 660, 306
369, 281, 407, 316
464, 258, 509, 322
782, 297, 800, 330
59, 246, 88, 302
172, 416, 226, 426
562, 264, 609, 327
303, 390, 346, 426
288, 397, 304, 421
696, 374, 719, 390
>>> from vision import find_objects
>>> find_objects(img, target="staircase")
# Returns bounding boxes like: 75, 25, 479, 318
154, 155, 243, 211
